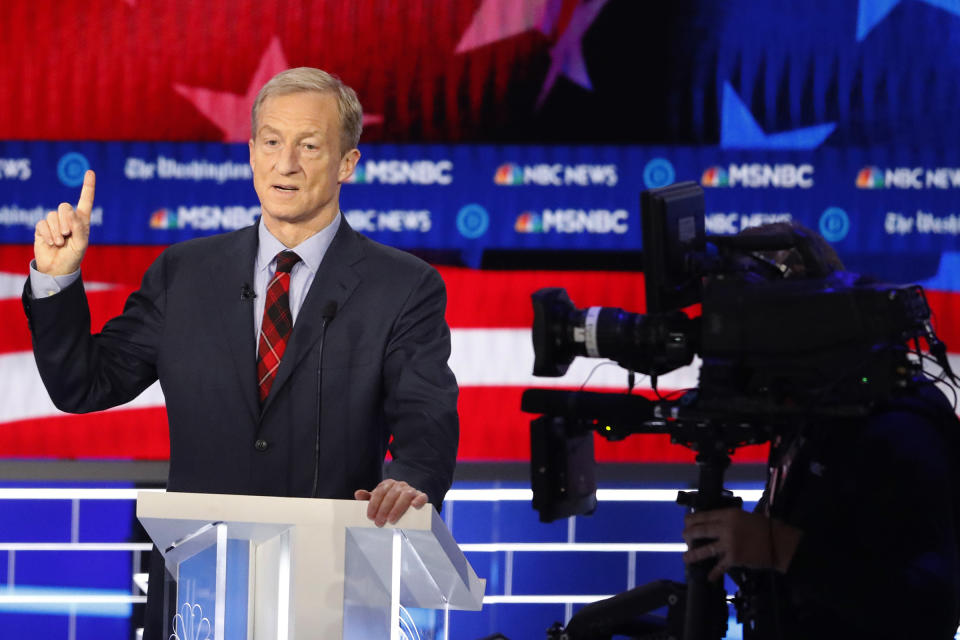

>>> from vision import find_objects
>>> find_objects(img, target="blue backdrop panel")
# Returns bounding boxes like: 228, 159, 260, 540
1, 143, 958, 280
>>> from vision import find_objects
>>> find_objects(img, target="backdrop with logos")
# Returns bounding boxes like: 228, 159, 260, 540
2, 1, 960, 637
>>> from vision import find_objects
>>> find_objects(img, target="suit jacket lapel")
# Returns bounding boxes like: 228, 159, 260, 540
206, 225, 260, 424
260, 220, 364, 417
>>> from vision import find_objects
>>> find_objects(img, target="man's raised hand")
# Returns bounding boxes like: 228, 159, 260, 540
34, 170, 95, 276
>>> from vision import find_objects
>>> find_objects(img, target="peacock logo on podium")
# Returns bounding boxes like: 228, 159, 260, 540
397, 605, 422, 640
169, 603, 212, 640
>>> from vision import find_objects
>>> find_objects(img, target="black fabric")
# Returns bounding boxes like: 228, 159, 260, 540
743, 383, 960, 639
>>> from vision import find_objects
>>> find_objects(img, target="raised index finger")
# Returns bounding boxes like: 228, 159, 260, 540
76, 170, 96, 216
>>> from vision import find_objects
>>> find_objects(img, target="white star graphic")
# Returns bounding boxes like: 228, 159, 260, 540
455, 0, 553, 52
456, 0, 610, 109
174, 37, 382, 143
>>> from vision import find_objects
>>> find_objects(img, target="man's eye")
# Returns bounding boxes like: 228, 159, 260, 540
303, 143, 318, 151
264, 139, 279, 146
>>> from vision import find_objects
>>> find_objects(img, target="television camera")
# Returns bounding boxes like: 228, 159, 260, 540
521, 182, 955, 640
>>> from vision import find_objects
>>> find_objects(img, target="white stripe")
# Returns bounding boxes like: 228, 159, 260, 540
482, 595, 613, 604
445, 488, 763, 502
0, 488, 159, 500
460, 543, 685, 552
448, 328, 701, 388
0, 352, 165, 423
0, 487, 761, 503
0, 594, 146, 604
3, 326, 958, 422
0, 271, 115, 302
1, 328, 689, 423
0, 543, 153, 552
0, 593, 602, 606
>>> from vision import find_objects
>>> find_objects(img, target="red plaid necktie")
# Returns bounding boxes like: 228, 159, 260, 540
257, 250, 301, 404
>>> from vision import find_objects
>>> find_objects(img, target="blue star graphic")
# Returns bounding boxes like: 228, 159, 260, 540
858, 0, 960, 41
920, 252, 960, 292
720, 83, 836, 149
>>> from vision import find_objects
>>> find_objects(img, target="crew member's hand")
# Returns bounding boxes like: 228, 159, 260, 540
682, 508, 802, 581
354, 479, 429, 527
34, 169, 95, 276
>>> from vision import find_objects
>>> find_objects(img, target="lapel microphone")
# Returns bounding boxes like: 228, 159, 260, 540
321, 301, 338, 322
240, 284, 257, 301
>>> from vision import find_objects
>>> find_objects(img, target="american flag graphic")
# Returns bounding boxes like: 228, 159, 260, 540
0, 243, 725, 463
1, 0, 959, 466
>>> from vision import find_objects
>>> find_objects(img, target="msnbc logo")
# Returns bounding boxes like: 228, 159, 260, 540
856, 166, 884, 189
701, 166, 729, 187
348, 159, 453, 185
350, 165, 368, 183
514, 211, 543, 233
494, 163, 524, 185
149, 208, 176, 229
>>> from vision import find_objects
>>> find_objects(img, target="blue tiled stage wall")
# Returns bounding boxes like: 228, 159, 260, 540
0, 481, 759, 640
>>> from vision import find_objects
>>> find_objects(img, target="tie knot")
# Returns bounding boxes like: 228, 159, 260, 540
275, 251, 301, 274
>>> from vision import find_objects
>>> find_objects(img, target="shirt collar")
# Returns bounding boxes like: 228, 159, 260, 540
256, 212, 342, 274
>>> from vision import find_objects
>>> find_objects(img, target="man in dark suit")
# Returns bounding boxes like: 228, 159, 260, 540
22, 67, 459, 636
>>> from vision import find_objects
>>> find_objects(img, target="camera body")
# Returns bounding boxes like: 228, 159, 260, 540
532, 182, 931, 415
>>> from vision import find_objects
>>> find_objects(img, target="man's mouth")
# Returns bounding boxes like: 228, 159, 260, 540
273, 185, 299, 192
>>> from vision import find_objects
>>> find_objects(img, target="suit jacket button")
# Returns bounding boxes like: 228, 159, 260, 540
254, 439, 269, 451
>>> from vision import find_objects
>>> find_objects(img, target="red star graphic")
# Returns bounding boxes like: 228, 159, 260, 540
174, 37, 382, 143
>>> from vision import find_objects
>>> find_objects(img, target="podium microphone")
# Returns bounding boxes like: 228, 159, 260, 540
313, 301, 339, 497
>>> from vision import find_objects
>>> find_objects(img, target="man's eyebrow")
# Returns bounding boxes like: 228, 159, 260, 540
256, 125, 324, 139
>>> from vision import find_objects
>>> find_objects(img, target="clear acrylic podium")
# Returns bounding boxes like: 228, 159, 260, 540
137, 491, 485, 640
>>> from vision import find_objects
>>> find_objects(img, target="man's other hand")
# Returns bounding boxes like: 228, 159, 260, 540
34, 170, 95, 276
682, 507, 802, 581
354, 479, 429, 527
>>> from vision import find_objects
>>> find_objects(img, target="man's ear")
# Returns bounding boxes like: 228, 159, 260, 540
338, 148, 361, 183
248, 139, 255, 171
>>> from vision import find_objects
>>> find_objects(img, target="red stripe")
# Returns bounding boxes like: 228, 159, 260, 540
0, 407, 169, 459
0, 245, 165, 284
5, 246, 959, 337
0, 245, 33, 272
924, 289, 960, 351
0, 299, 30, 355
458, 386, 769, 463
438, 266, 647, 328
0, 287, 138, 355
0, 388, 771, 463
3, 248, 958, 352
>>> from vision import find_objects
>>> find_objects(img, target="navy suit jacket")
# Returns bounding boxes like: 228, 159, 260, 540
23, 219, 459, 505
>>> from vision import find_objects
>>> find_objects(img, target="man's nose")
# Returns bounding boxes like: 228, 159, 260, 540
276, 145, 300, 174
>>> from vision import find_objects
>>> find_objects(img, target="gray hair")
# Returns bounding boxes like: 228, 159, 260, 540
250, 67, 363, 153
